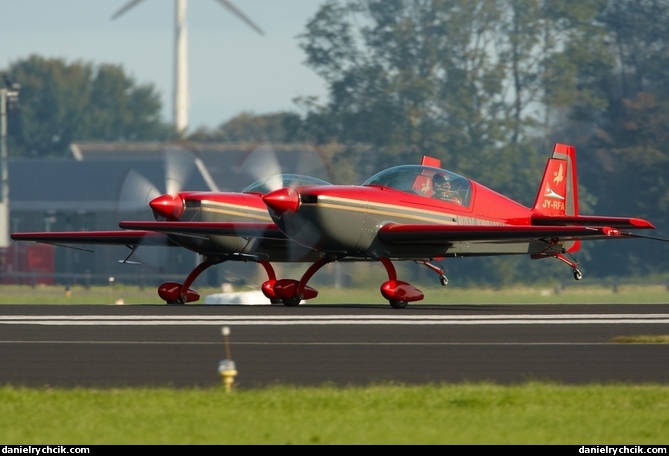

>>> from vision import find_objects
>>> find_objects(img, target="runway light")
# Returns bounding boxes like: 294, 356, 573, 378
219, 326, 237, 392
108, 277, 115, 305
218, 359, 237, 392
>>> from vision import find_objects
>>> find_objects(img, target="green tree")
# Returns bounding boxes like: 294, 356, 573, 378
295, 0, 609, 283
559, 0, 669, 275
3, 55, 174, 158
188, 111, 307, 143
297, 1, 598, 191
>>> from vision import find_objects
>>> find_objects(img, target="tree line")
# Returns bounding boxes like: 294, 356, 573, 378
2, 0, 668, 283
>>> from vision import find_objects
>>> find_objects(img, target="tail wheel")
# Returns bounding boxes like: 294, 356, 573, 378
389, 299, 408, 309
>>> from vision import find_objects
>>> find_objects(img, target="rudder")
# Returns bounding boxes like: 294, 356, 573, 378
532, 143, 580, 251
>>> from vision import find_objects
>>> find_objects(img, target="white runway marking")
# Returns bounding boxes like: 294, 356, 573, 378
0, 340, 645, 346
1, 314, 668, 325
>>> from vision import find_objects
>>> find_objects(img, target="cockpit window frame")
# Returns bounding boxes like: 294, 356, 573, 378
363, 165, 472, 207
243, 174, 332, 194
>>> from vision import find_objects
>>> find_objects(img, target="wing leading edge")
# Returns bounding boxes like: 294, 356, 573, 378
10, 230, 175, 246
117, 221, 286, 239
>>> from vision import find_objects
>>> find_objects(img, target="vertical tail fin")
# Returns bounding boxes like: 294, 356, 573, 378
532, 143, 580, 251
421, 155, 441, 167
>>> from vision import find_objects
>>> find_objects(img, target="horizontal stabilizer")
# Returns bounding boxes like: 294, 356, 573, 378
532, 215, 655, 229
378, 223, 654, 245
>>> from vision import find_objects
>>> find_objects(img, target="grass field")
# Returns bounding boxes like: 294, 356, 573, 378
1, 283, 667, 444
1, 383, 668, 444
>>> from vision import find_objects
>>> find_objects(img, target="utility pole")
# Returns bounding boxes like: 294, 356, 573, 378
0, 76, 20, 248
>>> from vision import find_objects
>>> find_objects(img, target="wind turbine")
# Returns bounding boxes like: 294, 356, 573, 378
111, 0, 264, 136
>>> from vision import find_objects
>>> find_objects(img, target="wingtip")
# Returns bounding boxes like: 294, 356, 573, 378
630, 218, 655, 229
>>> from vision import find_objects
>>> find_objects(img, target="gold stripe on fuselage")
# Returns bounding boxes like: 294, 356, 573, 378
309, 196, 459, 225
200, 202, 272, 221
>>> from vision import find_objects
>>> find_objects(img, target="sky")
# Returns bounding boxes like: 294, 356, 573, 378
0, 0, 330, 134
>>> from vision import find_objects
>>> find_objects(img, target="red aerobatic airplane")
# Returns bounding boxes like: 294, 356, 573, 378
11, 143, 668, 307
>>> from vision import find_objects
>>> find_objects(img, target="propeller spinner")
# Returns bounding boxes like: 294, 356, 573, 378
263, 187, 301, 214
149, 193, 185, 220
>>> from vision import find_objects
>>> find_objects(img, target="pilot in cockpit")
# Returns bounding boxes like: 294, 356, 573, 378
432, 173, 463, 205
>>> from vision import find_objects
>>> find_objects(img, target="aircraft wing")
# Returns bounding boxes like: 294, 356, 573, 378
118, 221, 287, 239
10, 230, 176, 247
378, 223, 662, 245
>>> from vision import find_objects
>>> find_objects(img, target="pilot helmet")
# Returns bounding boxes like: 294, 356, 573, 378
433, 173, 451, 189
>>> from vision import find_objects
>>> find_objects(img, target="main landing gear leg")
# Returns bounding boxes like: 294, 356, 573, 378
258, 259, 282, 305
158, 256, 222, 304
379, 257, 424, 309
271, 257, 330, 306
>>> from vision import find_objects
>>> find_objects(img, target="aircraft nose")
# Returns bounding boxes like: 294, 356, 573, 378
263, 187, 300, 214
150, 193, 184, 219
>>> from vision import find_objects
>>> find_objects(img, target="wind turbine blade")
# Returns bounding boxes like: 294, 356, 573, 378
214, 0, 265, 35
110, 0, 147, 20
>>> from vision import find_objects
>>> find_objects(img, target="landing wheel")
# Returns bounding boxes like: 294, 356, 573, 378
166, 298, 185, 305
270, 298, 283, 305
439, 275, 448, 286
282, 295, 302, 307
573, 269, 583, 280
389, 299, 408, 309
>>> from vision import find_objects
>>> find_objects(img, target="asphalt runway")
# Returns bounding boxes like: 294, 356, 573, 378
1, 303, 668, 388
